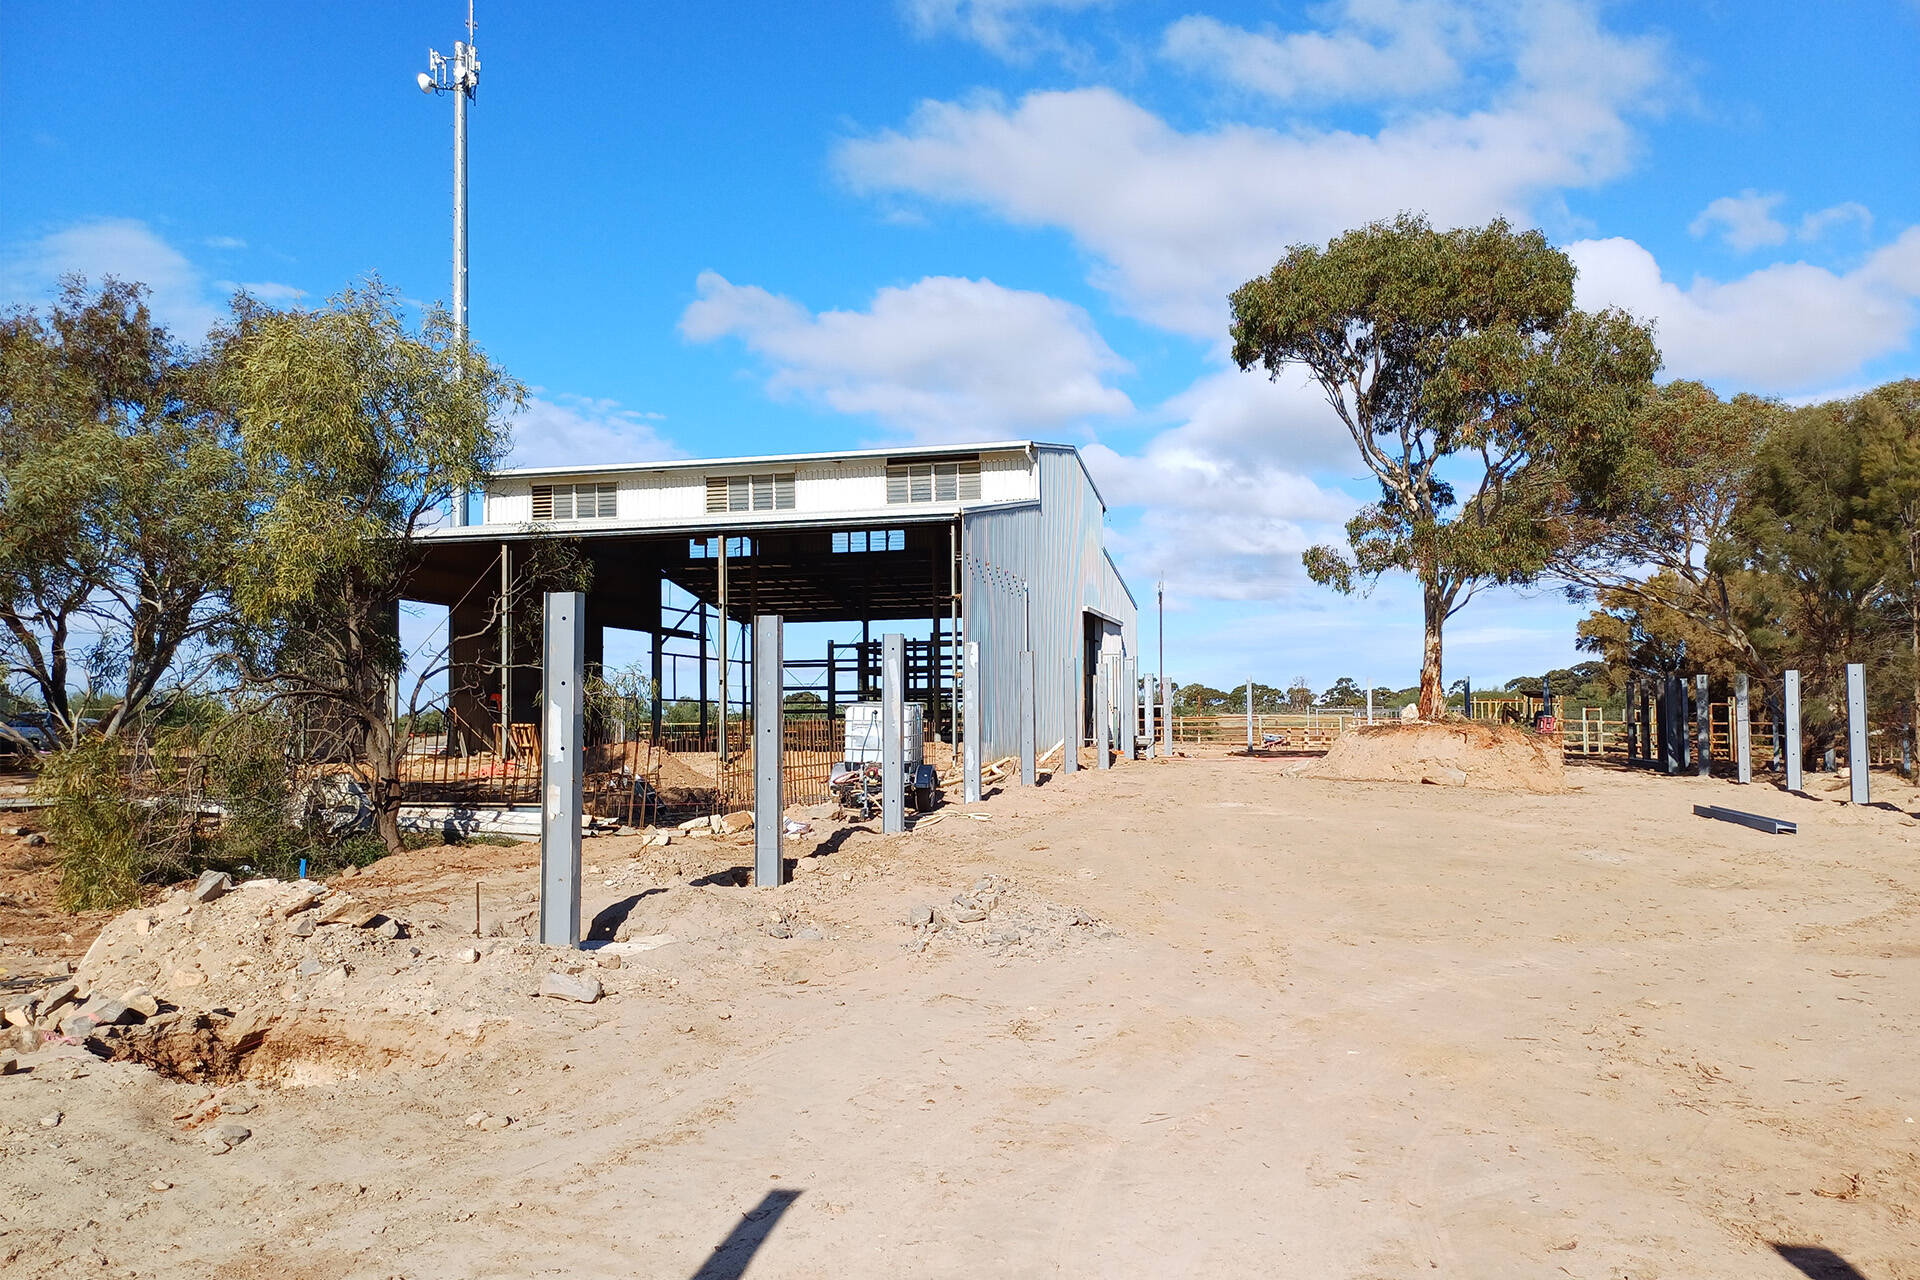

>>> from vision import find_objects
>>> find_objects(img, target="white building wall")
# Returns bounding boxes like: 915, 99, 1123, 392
480, 448, 1036, 527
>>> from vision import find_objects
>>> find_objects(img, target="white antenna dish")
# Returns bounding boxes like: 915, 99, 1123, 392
417, 71, 435, 93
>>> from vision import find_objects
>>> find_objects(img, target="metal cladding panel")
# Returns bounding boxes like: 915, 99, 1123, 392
962, 447, 1136, 760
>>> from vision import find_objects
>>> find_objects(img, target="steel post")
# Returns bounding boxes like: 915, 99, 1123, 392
1695, 674, 1710, 777
538, 591, 584, 948
1096, 655, 1112, 770
1144, 674, 1156, 759
1785, 670, 1803, 792
1734, 674, 1751, 784
1018, 650, 1036, 786
1123, 657, 1137, 761
1245, 679, 1253, 751
752, 614, 784, 885
882, 634, 906, 833
1846, 662, 1870, 805
1161, 672, 1172, 756
963, 642, 982, 802
1063, 654, 1079, 775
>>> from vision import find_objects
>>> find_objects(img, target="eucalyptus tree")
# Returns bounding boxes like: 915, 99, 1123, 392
0, 277, 245, 747
221, 279, 523, 851
1231, 215, 1659, 718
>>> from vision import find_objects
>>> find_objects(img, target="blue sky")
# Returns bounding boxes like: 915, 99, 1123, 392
5, 1, 1918, 695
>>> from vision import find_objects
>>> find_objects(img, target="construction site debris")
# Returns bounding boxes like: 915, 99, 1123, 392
537, 971, 603, 1003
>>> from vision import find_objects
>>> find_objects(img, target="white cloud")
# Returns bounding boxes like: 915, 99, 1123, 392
1798, 201, 1873, 242
204, 235, 248, 251
1688, 190, 1787, 252
679, 270, 1132, 440
901, 0, 1108, 61
1568, 228, 1920, 392
1, 217, 229, 339
1160, 2, 1475, 104
838, 2, 1672, 335
506, 394, 680, 470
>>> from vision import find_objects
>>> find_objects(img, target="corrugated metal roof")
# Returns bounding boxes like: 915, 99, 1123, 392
488, 439, 1046, 479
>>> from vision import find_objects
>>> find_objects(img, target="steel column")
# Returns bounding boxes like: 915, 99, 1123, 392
1161, 673, 1172, 756
883, 634, 906, 833
1018, 651, 1036, 786
963, 642, 982, 802
1096, 655, 1112, 770
752, 614, 784, 885
1695, 674, 1710, 777
1063, 654, 1079, 775
1245, 679, 1254, 751
1143, 674, 1156, 759
1846, 662, 1870, 805
1123, 657, 1137, 761
1785, 670, 1802, 792
538, 591, 584, 948
1734, 674, 1751, 784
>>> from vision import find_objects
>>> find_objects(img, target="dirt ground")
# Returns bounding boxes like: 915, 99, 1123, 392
2, 750, 1918, 1279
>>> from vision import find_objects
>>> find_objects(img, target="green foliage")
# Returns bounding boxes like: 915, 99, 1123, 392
35, 737, 181, 912
220, 279, 525, 850
1231, 214, 1659, 714
0, 277, 244, 742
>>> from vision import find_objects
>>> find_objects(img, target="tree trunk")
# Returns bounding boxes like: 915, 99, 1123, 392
364, 712, 405, 853
1418, 580, 1447, 720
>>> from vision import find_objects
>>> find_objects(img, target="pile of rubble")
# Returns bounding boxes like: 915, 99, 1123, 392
901, 873, 1111, 955
1, 869, 632, 1083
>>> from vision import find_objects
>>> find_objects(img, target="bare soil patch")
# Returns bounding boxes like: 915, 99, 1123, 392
2, 752, 1916, 1278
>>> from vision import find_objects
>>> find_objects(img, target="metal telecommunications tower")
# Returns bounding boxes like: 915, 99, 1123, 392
419, 4, 481, 525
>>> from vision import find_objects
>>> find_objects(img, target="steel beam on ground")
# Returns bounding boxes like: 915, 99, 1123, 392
1019, 650, 1036, 786
1785, 670, 1803, 792
1695, 674, 1711, 777
1734, 674, 1751, 784
883, 633, 906, 833
539, 590, 584, 948
752, 614, 784, 885
963, 642, 982, 802
1846, 662, 1870, 805
1096, 655, 1112, 771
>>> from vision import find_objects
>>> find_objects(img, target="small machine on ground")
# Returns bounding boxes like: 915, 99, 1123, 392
831, 701, 940, 818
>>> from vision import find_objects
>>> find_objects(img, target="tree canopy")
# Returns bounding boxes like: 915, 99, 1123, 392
1231, 214, 1659, 717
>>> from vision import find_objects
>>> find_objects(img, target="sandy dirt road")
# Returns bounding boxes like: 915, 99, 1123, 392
2, 752, 1916, 1278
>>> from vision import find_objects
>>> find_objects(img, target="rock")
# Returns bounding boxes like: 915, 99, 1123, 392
4, 1003, 36, 1028
58, 1012, 102, 1040
38, 981, 79, 1017
170, 968, 207, 989
1419, 766, 1469, 787
0, 1052, 18, 1076
477, 1115, 511, 1132
676, 816, 709, 832
595, 953, 623, 970
537, 971, 602, 1004
763, 921, 793, 940
121, 989, 161, 1019
222, 1099, 256, 1116
287, 916, 316, 938
950, 906, 987, 924
39, 1111, 61, 1128
372, 917, 403, 941
907, 906, 934, 927
314, 895, 376, 927
719, 810, 754, 834
456, 948, 479, 964
23, 832, 45, 847
204, 1122, 250, 1153
6, 1026, 39, 1054
189, 871, 234, 904
150, 1180, 173, 1192
1, 825, 28, 837
83, 998, 139, 1026
276, 891, 320, 919
296, 957, 325, 979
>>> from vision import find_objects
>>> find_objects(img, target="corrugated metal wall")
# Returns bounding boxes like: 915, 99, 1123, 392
962, 446, 1137, 759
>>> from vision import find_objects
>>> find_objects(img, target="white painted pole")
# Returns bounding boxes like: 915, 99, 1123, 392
538, 591, 584, 948
1846, 662, 1870, 805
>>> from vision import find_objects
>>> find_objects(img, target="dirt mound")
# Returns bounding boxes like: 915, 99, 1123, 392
1305, 720, 1564, 793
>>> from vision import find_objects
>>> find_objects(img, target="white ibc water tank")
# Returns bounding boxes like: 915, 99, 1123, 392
844, 701, 923, 765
